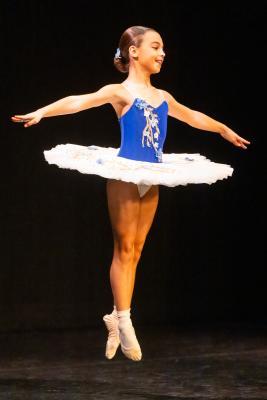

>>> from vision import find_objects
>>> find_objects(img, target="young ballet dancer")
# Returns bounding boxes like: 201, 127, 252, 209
11, 26, 250, 362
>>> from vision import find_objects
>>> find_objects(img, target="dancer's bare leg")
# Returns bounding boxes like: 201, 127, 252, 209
130, 185, 159, 301
106, 179, 141, 311
106, 181, 159, 309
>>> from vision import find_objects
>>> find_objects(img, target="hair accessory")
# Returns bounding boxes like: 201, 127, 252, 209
115, 48, 121, 59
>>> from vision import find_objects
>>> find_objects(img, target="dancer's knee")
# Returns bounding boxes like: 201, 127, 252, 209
133, 241, 145, 264
114, 240, 135, 266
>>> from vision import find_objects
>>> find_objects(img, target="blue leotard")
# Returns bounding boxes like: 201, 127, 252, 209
117, 84, 168, 163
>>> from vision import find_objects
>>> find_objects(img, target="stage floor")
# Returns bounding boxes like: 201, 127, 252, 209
0, 322, 266, 399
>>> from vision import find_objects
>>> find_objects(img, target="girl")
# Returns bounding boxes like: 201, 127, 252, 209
11, 26, 250, 362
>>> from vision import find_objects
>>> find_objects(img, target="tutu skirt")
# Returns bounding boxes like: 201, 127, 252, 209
43, 144, 234, 197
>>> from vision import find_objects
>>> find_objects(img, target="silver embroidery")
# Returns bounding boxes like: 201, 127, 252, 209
135, 98, 163, 162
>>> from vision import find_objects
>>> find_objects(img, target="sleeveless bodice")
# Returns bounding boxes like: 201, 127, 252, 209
117, 84, 168, 163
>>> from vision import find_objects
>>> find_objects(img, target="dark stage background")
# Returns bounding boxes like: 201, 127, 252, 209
1, 2, 265, 332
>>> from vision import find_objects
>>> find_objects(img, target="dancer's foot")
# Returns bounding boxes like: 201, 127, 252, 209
103, 306, 120, 359
117, 309, 142, 361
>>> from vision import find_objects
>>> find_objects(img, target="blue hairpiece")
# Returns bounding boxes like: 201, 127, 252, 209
115, 48, 121, 59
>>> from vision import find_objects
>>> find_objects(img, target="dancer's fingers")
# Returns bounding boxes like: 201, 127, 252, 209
238, 136, 251, 145
11, 115, 30, 122
237, 141, 247, 149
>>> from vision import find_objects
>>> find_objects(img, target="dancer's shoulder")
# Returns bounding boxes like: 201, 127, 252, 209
156, 89, 173, 102
96, 83, 129, 101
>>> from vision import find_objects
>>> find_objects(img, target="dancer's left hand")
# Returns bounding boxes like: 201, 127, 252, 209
220, 128, 251, 149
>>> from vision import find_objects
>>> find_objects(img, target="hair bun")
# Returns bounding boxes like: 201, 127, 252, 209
114, 56, 128, 74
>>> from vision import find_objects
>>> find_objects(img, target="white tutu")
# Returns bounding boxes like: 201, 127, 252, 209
43, 144, 233, 195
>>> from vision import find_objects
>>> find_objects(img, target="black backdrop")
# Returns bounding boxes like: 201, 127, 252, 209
1, 2, 266, 332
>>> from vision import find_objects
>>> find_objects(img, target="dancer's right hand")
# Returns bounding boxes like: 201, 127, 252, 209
11, 110, 43, 128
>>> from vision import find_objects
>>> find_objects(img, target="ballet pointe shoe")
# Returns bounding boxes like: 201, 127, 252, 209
103, 313, 120, 359
119, 323, 142, 361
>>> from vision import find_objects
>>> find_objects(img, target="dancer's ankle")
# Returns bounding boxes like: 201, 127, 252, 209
111, 305, 118, 318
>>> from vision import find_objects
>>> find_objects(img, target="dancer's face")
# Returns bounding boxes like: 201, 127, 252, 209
130, 31, 165, 74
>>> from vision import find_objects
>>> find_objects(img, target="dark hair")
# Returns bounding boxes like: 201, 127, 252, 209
114, 26, 157, 74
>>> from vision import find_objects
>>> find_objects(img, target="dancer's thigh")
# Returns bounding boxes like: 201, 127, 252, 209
135, 185, 159, 246
106, 179, 141, 240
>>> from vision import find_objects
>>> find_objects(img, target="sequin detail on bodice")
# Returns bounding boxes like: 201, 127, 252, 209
117, 84, 168, 163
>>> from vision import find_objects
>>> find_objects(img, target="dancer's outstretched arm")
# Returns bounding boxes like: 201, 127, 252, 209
163, 91, 251, 149
11, 84, 120, 128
